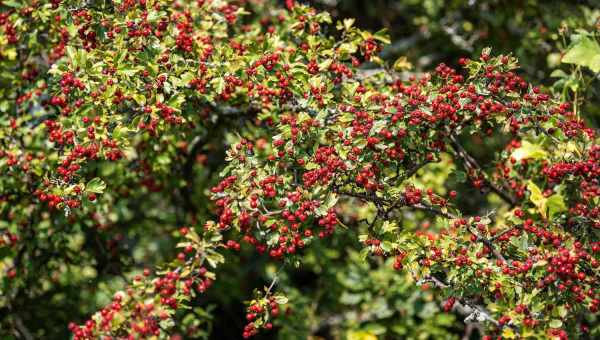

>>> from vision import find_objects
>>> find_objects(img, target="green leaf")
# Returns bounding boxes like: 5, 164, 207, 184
549, 69, 568, 78
343, 18, 355, 31
527, 181, 567, 219
339, 291, 362, 305
527, 180, 546, 218
315, 12, 332, 24
381, 241, 394, 252
343, 81, 360, 96
338, 42, 358, 56
211, 77, 225, 94
179, 72, 196, 86
393, 56, 412, 71
319, 59, 333, 71
359, 247, 370, 260
147, 10, 160, 23
78, 104, 94, 117
272, 294, 288, 305
556, 305, 568, 318
86, 178, 106, 194
316, 192, 338, 216
205, 251, 225, 268
381, 221, 398, 234
2, 1, 23, 8
112, 125, 130, 140
562, 36, 600, 72
527, 180, 544, 205
132, 94, 146, 105
549, 319, 563, 328
501, 328, 516, 339
159, 318, 175, 330
167, 94, 185, 110
511, 141, 547, 161
120, 68, 138, 77
77, 49, 88, 69
373, 28, 391, 44
546, 194, 567, 219
347, 330, 377, 340
3, 47, 16, 61
66, 46, 78, 67
451, 170, 467, 183
156, 153, 171, 166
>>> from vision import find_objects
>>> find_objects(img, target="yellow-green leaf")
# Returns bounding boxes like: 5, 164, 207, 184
512, 141, 547, 161
86, 177, 106, 194
562, 36, 600, 73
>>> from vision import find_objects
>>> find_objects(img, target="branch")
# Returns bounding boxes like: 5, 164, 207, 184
14, 315, 34, 340
333, 188, 386, 207
491, 226, 517, 241
417, 276, 502, 328
334, 187, 458, 220
412, 202, 457, 220
389, 159, 431, 186
336, 187, 513, 267
466, 227, 509, 265
448, 134, 518, 206
417, 275, 449, 288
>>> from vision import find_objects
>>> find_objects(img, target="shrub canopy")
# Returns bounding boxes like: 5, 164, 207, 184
0, 1, 599, 339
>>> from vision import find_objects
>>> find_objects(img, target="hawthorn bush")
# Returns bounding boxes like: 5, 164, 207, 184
320, 0, 600, 128
0, 0, 599, 339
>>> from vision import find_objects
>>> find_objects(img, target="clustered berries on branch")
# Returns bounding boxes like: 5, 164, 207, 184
0, 0, 597, 339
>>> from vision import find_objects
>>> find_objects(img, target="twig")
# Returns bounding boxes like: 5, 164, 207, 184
418, 276, 502, 327
412, 202, 457, 220
448, 133, 518, 206
14, 315, 34, 340
491, 226, 517, 241
466, 226, 508, 264
265, 264, 286, 296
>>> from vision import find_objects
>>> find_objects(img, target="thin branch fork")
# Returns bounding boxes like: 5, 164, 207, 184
448, 134, 518, 207
466, 226, 509, 265
388, 159, 432, 186
410, 203, 511, 265
419, 276, 503, 328
333, 186, 456, 220
265, 264, 286, 296
336, 188, 518, 331
335, 188, 512, 266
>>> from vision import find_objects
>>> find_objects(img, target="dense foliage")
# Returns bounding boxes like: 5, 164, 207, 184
1, 0, 599, 339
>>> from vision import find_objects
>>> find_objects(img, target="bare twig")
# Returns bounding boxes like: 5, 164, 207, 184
265, 264, 286, 296
448, 134, 518, 206
14, 315, 34, 340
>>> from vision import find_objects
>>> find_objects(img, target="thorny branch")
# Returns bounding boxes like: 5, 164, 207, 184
416, 276, 513, 330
